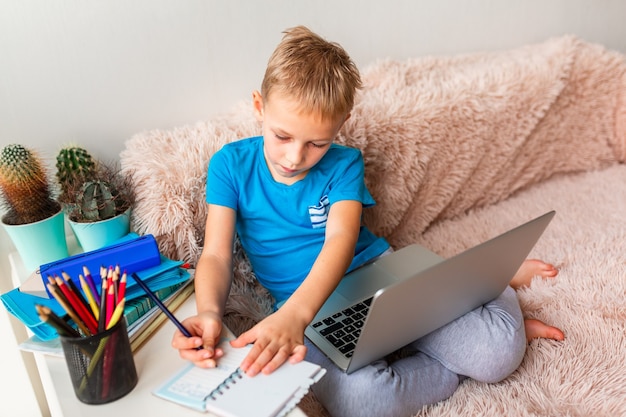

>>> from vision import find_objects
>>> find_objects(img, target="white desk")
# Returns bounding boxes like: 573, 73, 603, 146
7, 240, 307, 417
33, 294, 307, 416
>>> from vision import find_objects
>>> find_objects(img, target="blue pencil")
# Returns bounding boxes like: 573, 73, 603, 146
130, 273, 201, 349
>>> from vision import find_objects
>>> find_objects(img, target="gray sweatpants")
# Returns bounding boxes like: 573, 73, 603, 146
305, 286, 526, 417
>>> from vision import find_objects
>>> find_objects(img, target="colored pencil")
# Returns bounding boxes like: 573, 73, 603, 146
62, 271, 90, 312
105, 284, 115, 328
106, 267, 114, 311
55, 276, 98, 335
56, 275, 95, 327
98, 278, 108, 332
46, 283, 91, 336
100, 265, 107, 282
47, 275, 70, 308
79, 274, 100, 320
111, 267, 119, 303
117, 271, 127, 305
130, 273, 200, 348
106, 299, 125, 330
100, 330, 116, 399
130, 280, 194, 352
82, 266, 100, 308
35, 304, 80, 337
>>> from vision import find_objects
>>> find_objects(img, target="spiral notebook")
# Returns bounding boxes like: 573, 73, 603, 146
153, 340, 326, 417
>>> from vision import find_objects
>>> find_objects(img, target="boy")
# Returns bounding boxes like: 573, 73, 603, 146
173, 26, 564, 417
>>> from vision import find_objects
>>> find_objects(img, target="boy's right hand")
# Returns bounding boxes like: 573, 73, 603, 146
171, 311, 224, 368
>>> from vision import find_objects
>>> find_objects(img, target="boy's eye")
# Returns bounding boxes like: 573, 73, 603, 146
276, 134, 289, 141
310, 142, 328, 149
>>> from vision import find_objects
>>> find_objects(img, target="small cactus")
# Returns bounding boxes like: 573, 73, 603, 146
0, 144, 60, 225
64, 160, 134, 223
55, 146, 96, 203
76, 180, 117, 221
54, 145, 133, 223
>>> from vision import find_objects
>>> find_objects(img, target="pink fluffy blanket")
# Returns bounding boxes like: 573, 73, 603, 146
121, 34, 626, 417
343, 35, 625, 249
122, 34, 625, 324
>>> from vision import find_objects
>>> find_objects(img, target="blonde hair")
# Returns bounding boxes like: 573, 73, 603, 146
261, 26, 362, 120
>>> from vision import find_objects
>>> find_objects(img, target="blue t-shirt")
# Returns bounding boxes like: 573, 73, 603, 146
206, 136, 390, 303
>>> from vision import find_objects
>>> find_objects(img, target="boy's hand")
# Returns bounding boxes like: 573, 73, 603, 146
171, 311, 225, 368
230, 309, 308, 376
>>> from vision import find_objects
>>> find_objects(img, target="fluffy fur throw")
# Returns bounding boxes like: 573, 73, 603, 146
343, 35, 625, 248
120, 35, 626, 415
410, 164, 626, 417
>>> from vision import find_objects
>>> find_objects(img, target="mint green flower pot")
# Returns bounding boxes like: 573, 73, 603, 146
68, 209, 131, 252
2, 209, 69, 273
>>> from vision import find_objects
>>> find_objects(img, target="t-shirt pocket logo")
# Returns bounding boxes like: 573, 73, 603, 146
309, 195, 330, 229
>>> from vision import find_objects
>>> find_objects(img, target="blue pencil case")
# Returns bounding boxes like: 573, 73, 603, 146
39, 233, 161, 298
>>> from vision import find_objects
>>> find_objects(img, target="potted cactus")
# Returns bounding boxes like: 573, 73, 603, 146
55, 145, 96, 203
0, 144, 69, 272
55, 145, 134, 252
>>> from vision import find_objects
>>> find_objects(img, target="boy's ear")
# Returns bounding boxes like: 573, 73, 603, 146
336, 112, 351, 131
252, 91, 264, 121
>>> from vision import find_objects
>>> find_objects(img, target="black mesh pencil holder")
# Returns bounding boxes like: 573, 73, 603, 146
60, 319, 138, 404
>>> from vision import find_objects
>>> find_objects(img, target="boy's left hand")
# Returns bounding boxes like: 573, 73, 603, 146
230, 309, 308, 376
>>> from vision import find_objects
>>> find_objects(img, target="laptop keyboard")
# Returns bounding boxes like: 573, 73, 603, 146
311, 296, 373, 358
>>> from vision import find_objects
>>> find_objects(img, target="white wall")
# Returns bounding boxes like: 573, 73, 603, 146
2, 0, 626, 164
1, 1, 626, 415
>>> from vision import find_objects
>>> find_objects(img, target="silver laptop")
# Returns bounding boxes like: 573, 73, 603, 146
305, 210, 555, 373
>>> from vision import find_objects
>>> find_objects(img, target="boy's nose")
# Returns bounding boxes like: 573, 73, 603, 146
285, 143, 305, 166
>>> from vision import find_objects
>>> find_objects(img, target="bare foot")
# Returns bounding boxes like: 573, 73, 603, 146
510, 259, 558, 289
524, 318, 565, 342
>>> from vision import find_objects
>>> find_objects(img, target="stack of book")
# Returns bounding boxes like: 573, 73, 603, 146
4, 235, 196, 356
